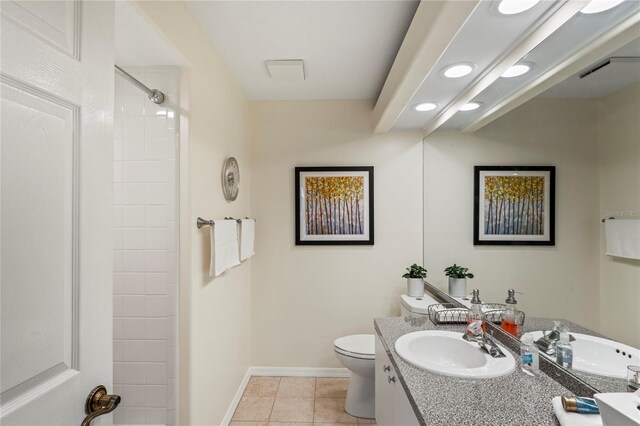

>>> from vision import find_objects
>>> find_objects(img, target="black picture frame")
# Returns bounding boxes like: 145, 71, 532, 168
474, 166, 555, 246
295, 166, 374, 245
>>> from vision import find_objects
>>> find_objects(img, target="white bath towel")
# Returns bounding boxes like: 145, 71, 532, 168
552, 397, 602, 426
605, 218, 640, 260
239, 218, 255, 261
209, 220, 240, 277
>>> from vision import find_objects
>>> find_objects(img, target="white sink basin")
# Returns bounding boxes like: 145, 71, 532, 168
526, 331, 640, 379
594, 392, 640, 426
394, 330, 516, 379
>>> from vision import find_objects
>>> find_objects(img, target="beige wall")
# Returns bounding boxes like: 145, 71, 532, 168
597, 82, 640, 348
134, 2, 252, 424
423, 99, 602, 330
250, 100, 423, 367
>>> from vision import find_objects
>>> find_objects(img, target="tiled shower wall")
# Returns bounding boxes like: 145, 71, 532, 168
113, 66, 179, 425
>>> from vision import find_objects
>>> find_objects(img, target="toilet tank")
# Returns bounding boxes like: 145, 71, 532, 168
400, 293, 440, 317
400, 303, 424, 317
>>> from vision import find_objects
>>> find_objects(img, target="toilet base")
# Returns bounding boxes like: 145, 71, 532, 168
344, 373, 375, 419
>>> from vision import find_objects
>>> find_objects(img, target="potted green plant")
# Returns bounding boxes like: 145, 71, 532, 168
402, 264, 427, 297
444, 264, 474, 298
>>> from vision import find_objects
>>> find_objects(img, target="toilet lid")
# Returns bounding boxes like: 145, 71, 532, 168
334, 334, 375, 359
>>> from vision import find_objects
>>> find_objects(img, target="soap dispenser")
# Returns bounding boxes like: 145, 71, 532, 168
467, 289, 485, 332
520, 333, 540, 376
501, 289, 521, 337
556, 331, 574, 369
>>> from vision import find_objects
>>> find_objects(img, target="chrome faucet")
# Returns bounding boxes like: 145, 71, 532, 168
534, 322, 575, 355
463, 321, 507, 358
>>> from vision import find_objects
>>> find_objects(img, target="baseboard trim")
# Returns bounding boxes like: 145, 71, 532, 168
249, 366, 351, 377
221, 369, 252, 426
221, 366, 351, 425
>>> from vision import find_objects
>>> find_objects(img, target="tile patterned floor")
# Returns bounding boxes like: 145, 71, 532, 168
230, 376, 376, 426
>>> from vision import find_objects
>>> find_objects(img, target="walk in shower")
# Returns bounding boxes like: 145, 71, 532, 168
113, 1, 183, 423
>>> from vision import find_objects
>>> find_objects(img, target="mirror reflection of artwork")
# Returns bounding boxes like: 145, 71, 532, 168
484, 175, 544, 235
474, 166, 555, 245
295, 167, 374, 245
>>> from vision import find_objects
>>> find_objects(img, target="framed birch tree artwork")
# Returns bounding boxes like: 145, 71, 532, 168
295, 166, 374, 245
474, 166, 555, 246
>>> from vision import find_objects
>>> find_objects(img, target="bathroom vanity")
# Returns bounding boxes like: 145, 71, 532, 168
374, 282, 639, 425
374, 316, 570, 425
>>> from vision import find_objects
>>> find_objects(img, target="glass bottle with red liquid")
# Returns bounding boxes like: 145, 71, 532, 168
501, 289, 521, 337
467, 289, 485, 333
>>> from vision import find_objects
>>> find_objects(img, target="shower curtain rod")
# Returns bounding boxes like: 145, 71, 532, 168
114, 64, 165, 104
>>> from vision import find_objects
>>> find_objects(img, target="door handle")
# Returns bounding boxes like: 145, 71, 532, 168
81, 385, 121, 426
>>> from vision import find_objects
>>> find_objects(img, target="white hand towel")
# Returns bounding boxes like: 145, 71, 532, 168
239, 218, 255, 261
552, 397, 602, 426
209, 220, 240, 277
605, 218, 640, 260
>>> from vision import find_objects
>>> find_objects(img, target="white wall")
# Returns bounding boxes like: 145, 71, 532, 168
113, 67, 180, 425
423, 99, 602, 330
598, 82, 640, 348
250, 100, 423, 367
133, 3, 252, 424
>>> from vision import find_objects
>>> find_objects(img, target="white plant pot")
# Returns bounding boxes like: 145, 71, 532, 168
448, 277, 467, 298
406, 278, 424, 297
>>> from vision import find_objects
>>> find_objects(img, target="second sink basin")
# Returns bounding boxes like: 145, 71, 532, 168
526, 331, 640, 379
394, 330, 516, 379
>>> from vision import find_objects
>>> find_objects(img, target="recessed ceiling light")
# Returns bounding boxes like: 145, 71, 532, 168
460, 102, 482, 112
497, 0, 540, 15
580, 0, 625, 14
501, 63, 533, 78
443, 64, 474, 78
414, 102, 437, 112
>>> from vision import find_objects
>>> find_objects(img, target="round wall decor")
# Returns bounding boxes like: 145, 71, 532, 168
222, 157, 240, 201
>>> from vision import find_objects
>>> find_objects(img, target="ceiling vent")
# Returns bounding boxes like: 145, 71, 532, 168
579, 56, 640, 79
266, 60, 305, 82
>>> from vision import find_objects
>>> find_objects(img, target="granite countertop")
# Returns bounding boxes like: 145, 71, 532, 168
422, 281, 628, 395
374, 316, 567, 426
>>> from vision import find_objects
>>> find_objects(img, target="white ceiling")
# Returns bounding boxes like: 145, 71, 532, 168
185, 0, 419, 101
115, 0, 184, 67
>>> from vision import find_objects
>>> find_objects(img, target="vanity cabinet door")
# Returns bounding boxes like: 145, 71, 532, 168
375, 335, 394, 425
375, 335, 420, 426
393, 383, 420, 426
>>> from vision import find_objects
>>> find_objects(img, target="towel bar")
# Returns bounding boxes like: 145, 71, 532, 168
196, 216, 255, 229
197, 217, 214, 229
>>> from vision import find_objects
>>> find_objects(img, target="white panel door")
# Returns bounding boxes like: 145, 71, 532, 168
1, 1, 114, 424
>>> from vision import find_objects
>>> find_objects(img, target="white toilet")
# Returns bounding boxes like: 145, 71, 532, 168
334, 334, 375, 419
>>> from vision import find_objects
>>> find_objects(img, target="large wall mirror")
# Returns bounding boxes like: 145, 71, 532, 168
423, 3, 640, 394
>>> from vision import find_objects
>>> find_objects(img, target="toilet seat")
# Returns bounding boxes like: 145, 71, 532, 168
334, 334, 375, 360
